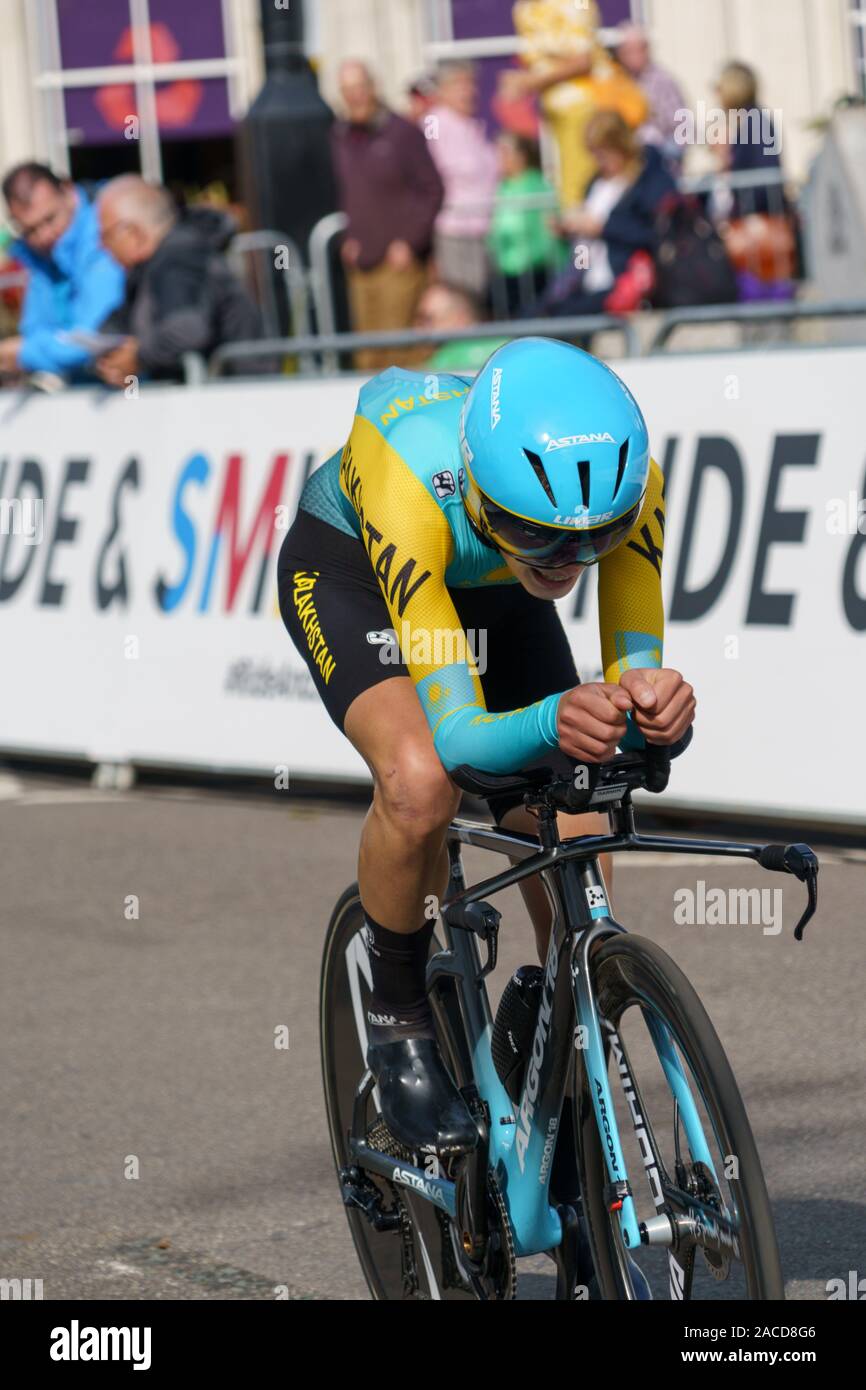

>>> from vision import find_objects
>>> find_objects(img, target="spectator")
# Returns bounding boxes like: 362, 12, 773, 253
406, 74, 437, 126
710, 62, 784, 216
0, 162, 124, 383
425, 61, 499, 301
533, 109, 675, 317
414, 281, 509, 373
0, 225, 25, 339
93, 176, 260, 387
707, 62, 795, 299
487, 132, 562, 317
331, 60, 443, 371
504, 0, 648, 206
615, 23, 688, 168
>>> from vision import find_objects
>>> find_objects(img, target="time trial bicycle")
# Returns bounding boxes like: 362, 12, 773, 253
320, 732, 819, 1299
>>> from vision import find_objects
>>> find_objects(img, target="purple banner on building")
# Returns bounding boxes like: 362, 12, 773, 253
57, 0, 231, 145
451, 0, 632, 39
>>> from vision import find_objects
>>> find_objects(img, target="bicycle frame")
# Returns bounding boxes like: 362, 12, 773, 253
348, 794, 815, 1268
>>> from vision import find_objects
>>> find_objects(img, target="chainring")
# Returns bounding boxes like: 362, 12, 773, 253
365, 1114, 516, 1299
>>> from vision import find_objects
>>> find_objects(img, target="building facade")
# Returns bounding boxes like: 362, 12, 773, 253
0, 0, 862, 192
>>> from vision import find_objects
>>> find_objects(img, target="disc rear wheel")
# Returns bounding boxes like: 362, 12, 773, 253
320, 886, 514, 1299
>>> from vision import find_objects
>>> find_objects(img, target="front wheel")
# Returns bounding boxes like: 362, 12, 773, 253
573, 933, 784, 1300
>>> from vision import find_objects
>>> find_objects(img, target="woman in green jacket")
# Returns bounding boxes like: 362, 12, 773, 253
487, 132, 564, 317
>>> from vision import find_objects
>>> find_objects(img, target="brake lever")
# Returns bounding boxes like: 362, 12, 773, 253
757, 843, 820, 940
791, 847, 819, 941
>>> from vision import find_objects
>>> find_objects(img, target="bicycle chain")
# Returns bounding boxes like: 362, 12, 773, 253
364, 1115, 516, 1299
364, 1116, 422, 1297
485, 1167, 517, 1299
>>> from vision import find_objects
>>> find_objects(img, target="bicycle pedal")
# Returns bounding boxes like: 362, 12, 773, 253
338, 1165, 401, 1232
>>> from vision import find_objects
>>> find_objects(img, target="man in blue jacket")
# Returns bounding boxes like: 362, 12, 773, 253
0, 162, 125, 381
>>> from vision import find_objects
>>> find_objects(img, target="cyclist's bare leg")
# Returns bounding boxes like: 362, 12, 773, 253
343, 677, 460, 935
343, 678, 481, 1155
497, 806, 611, 964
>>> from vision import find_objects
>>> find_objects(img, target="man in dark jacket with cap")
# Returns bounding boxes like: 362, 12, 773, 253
95, 175, 260, 385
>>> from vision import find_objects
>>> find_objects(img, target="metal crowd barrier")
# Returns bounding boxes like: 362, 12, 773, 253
227, 230, 311, 341
647, 298, 866, 352
204, 312, 641, 380
678, 166, 788, 200
190, 295, 866, 384
308, 210, 348, 372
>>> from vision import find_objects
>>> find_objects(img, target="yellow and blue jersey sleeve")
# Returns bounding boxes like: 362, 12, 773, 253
598, 457, 666, 747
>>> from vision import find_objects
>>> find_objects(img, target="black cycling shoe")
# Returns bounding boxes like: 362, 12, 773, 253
366, 1035, 480, 1157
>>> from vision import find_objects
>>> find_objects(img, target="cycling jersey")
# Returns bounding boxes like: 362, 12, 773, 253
293, 365, 665, 774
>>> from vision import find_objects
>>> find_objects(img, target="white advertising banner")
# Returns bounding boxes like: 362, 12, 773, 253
1, 350, 864, 823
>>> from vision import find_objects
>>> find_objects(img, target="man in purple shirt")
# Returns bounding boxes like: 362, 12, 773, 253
615, 24, 687, 170
331, 61, 444, 370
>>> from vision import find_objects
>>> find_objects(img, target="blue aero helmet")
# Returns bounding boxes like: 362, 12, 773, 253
458, 337, 651, 569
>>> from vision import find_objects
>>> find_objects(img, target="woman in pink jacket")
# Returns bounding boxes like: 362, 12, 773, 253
425, 62, 499, 302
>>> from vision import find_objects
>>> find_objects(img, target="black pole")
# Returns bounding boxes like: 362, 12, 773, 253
259, 0, 306, 72
236, 0, 338, 276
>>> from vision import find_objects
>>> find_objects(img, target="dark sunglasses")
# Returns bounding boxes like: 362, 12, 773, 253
479, 495, 642, 569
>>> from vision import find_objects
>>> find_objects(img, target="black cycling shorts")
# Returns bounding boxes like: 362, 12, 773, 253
277, 507, 579, 820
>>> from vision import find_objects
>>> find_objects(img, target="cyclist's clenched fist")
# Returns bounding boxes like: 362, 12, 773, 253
556, 682, 633, 762
620, 668, 696, 744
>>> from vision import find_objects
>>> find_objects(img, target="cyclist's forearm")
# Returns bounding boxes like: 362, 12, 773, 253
430, 688, 565, 774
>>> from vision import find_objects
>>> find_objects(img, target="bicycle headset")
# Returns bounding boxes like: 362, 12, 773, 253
458, 336, 651, 570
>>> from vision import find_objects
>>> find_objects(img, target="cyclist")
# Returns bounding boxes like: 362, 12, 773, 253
278, 336, 695, 1159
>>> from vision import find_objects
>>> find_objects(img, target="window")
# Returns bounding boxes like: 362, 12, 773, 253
26, 0, 247, 184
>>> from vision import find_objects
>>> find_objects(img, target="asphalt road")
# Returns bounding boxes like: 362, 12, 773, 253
1, 768, 864, 1301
